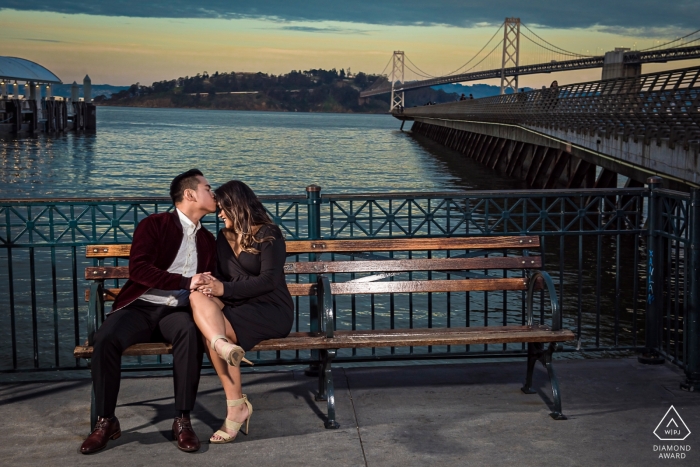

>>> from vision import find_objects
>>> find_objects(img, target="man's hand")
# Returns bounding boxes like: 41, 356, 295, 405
197, 273, 224, 297
189, 272, 212, 291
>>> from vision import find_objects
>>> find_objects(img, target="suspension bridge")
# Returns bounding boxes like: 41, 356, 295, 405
360, 18, 700, 111
366, 18, 700, 191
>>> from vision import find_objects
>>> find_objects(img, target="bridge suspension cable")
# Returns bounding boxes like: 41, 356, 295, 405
462, 39, 504, 75
404, 55, 438, 79
376, 55, 393, 77
520, 23, 594, 58
442, 22, 505, 76
640, 28, 700, 51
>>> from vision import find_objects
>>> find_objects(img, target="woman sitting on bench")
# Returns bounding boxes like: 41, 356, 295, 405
190, 180, 294, 444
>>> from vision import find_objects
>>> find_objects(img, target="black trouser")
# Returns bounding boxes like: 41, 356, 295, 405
91, 299, 204, 418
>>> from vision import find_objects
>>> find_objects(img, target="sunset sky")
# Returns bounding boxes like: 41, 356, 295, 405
1, 1, 698, 88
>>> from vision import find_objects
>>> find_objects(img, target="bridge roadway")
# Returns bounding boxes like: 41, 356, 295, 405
361, 44, 700, 97
392, 66, 700, 191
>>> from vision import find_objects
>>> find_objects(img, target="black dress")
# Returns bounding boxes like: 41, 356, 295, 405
214, 224, 294, 351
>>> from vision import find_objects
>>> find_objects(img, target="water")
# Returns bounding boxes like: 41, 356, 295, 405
0, 107, 523, 198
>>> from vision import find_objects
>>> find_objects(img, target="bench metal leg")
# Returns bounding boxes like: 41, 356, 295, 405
315, 349, 340, 429
521, 342, 567, 420
521, 342, 541, 395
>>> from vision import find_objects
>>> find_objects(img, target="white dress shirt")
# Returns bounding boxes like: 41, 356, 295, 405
139, 209, 200, 306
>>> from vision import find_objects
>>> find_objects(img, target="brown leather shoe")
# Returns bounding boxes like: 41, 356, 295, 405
80, 416, 121, 454
172, 417, 200, 452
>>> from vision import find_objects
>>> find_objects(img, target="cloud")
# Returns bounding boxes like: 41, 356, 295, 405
0, 1, 698, 32
20, 38, 66, 43
279, 26, 371, 35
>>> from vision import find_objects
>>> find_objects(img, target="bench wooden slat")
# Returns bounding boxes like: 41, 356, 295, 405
330, 278, 528, 295
254, 327, 575, 350
285, 236, 539, 254
86, 244, 132, 258
85, 277, 534, 302
84, 288, 121, 302
86, 237, 541, 259
85, 283, 317, 302
285, 256, 541, 274
85, 266, 130, 280
87, 256, 542, 281
73, 325, 575, 358
287, 283, 317, 296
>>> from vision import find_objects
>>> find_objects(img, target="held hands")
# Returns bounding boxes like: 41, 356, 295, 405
190, 272, 223, 297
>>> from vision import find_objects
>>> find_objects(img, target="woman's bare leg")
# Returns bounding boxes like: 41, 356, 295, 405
190, 292, 250, 441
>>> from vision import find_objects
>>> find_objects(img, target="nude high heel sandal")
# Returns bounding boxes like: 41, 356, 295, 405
209, 395, 253, 444
210, 335, 253, 366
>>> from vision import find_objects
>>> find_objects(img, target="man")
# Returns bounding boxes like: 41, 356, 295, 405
80, 169, 217, 454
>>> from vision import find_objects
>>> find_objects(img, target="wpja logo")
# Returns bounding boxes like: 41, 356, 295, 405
653, 405, 691, 459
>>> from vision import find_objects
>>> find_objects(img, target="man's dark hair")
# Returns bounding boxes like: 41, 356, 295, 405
170, 169, 204, 204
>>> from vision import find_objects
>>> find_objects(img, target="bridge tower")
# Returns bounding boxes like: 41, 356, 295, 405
500, 18, 520, 95
390, 51, 405, 111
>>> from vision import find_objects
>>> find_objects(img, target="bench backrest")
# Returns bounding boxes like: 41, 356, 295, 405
85, 236, 541, 302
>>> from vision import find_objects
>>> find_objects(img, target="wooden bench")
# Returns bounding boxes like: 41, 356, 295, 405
75, 235, 575, 428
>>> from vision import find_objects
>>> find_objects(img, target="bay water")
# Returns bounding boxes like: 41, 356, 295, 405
0, 106, 523, 199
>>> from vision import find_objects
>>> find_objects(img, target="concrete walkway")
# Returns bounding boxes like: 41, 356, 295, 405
1, 358, 698, 466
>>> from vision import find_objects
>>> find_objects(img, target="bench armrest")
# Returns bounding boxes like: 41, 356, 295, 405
87, 282, 105, 346
317, 276, 334, 338
526, 270, 561, 331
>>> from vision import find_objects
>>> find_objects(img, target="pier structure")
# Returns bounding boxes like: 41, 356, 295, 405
394, 65, 700, 191
0, 57, 96, 135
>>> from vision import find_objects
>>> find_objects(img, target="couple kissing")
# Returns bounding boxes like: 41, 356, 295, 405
80, 169, 294, 454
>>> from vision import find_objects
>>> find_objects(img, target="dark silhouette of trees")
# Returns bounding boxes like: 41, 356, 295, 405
103, 68, 457, 113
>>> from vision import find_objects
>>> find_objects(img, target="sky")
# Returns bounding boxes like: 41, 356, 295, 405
1, 1, 699, 88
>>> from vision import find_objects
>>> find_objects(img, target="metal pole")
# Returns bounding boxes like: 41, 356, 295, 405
305, 184, 322, 376
639, 176, 665, 364
681, 188, 700, 390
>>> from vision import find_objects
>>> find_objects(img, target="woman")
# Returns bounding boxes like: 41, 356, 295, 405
190, 180, 294, 444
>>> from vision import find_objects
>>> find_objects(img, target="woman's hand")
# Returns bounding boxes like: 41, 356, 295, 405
189, 272, 212, 291
197, 273, 224, 297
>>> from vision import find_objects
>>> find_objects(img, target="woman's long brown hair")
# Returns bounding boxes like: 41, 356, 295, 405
214, 180, 274, 254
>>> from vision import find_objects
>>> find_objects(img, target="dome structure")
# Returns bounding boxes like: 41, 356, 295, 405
0, 56, 62, 84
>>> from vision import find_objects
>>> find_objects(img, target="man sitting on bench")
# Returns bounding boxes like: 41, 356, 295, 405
80, 169, 217, 454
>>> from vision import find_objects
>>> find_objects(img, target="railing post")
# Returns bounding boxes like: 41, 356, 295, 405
681, 188, 700, 391
305, 184, 322, 376
639, 176, 665, 364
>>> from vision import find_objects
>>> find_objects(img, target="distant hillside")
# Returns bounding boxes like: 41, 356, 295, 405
51, 84, 129, 99
96, 69, 461, 113
432, 83, 533, 98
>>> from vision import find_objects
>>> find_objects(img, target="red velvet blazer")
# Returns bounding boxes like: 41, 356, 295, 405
112, 210, 217, 312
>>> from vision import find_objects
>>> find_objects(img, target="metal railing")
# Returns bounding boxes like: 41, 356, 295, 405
399, 65, 700, 148
642, 179, 699, 389
1, 185, 698, 388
